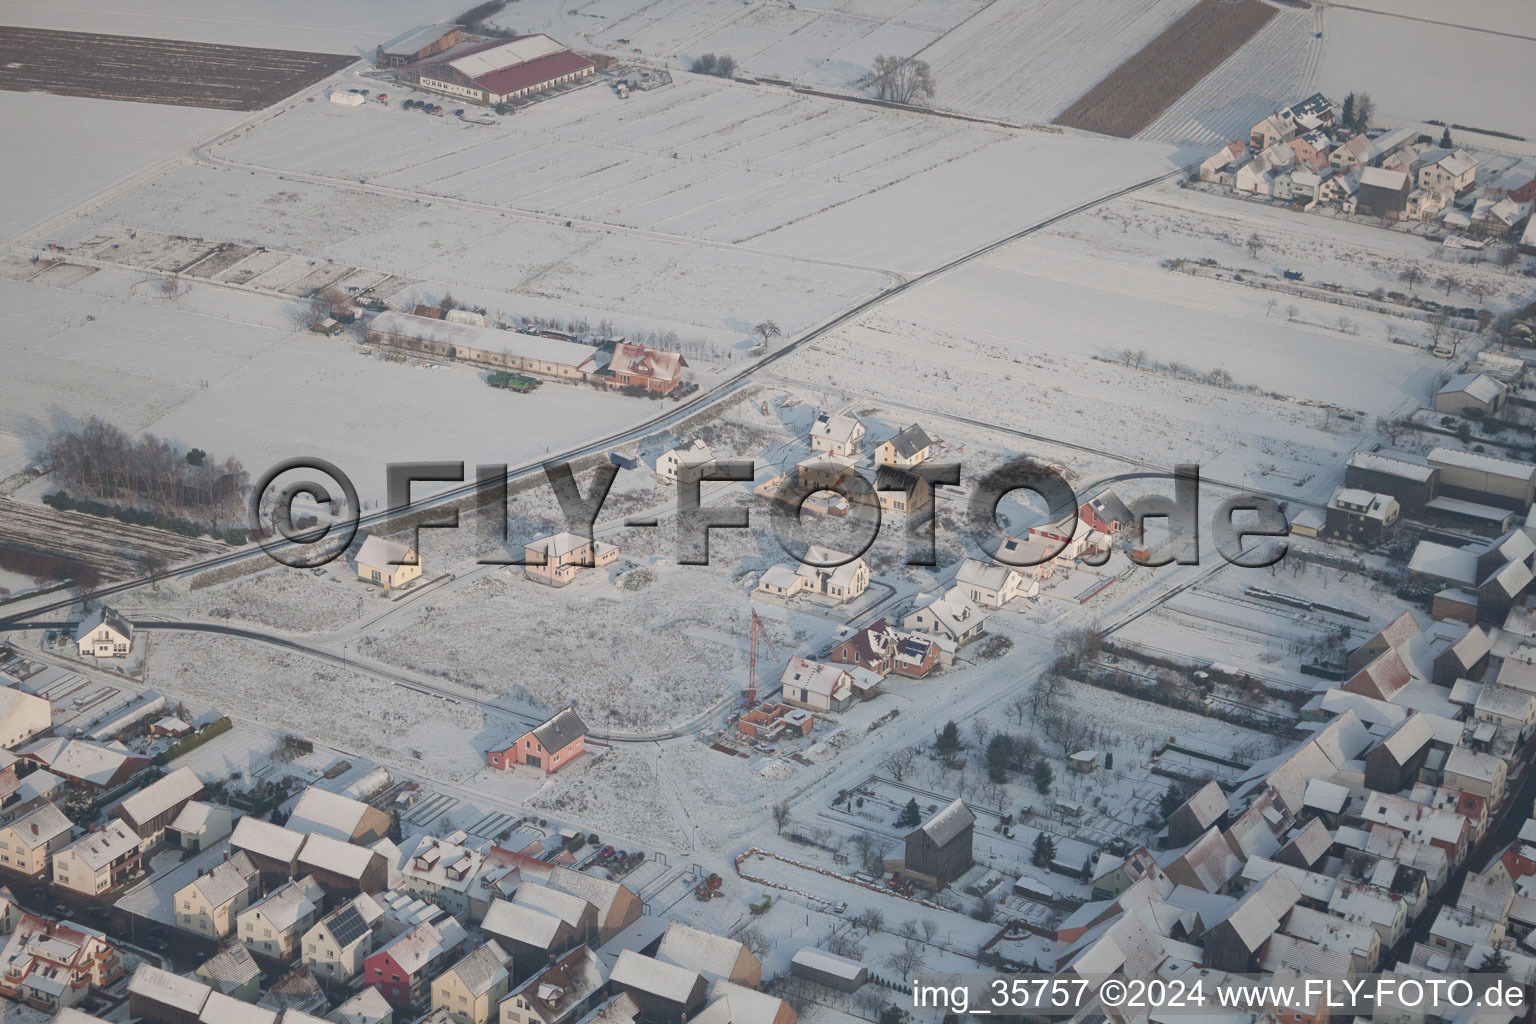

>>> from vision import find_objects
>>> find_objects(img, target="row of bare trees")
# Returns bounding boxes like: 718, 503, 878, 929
44, 417, 249, 526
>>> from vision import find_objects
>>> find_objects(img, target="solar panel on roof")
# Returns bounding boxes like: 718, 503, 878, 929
327, 905, 368, 947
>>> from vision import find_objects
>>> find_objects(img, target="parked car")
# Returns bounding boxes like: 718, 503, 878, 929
452, 108, 465, 116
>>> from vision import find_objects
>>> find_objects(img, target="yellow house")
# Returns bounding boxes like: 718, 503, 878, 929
0, 802, 73, 877
874, 424, 933, 469
175, 852, 259, 939
432, 940, 511, 1024
356, 535, 423, 590
522, 532, 619, 587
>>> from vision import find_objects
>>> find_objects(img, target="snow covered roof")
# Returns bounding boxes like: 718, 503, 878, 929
287, 787, 378, 841
795, 546, 865, 590
200, 991, 277, 1024
6, 802, 72, 849
809, 412, 864, 445
611, 950, 701, 1003
779, 657, 851, 701
694, 980, 791, 1024
657, 922, 750, 982
791, 947, 865, 979
1409, 540, 1479, 585
1445, 745, 1503, 783
1428, 447, 1536, 483
187, 852, 258, 908
1303, 778, 1350, 815
29, 739, 142, 788
482, 902, 568, 951
1378, 713, 1433, 765
356, 534, 416, 571
369, 312, 599, 370
1176, 828, 1244, 893
919, 798, 975, 847
956, 556, 1022, 592
1439, 373, 1506, 404
119, 765, 202, 828
130, 964, 212, 1014
1360, 166, 1409, 190
245, 877, 324, 932
373, 917, 466, 974
231, 816, 306, 863
513, 881, 590, 930
197, 943, 260, 991
442, 941, 510, 998
60, 818, 138, 870
299, 833, 379, 880
1348, 449, 1436, 482
609, 342, 686, 381
331, 986, 393, 1024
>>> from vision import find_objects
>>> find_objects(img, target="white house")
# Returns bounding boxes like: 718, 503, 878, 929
793, 546, 869, 603
954, 557, 1034, 609
239, 877, 326, 962
655, 440, 716, 485
778, 658, 855, 713
74, 606, 133, 659
356, 535, 423, 591
808, 412, 866, 457
1418, 149, 1478, 195
0, 689, 51, 750
901, 589, 988, 645
303, 893, 385, 982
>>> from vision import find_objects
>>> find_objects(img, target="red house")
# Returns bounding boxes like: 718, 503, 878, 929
364, 918, 466, 1008
829, 618, 942, 679
608, 343, 687, 393
487, 708, 587, 774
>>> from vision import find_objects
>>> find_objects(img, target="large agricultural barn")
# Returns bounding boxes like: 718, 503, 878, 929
401, 34, 594, 106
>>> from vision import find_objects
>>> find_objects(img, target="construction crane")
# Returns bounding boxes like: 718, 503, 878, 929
745, 609, 778, 708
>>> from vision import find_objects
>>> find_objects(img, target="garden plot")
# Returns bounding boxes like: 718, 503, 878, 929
919, 0, 1199, 125
1313, 7, 1536, 139
1138, 8, 1317, 152
211, 76, 1178, 273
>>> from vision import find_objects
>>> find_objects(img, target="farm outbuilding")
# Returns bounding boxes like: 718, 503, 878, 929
376, 24, 463, 67
402, 35, 594, 107
790, 948, 866, 992
1426, 447, 1536, 511
1435, 373, 1507, 417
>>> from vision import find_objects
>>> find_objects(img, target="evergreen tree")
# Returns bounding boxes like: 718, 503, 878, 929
934, 720, 963, 761
1341, 92, 1356, 130
1031, 758, 1053, 796
1104, 751, 1113, 770
389, 807, 404, 843
1159, 788, 1184, 821
1480, 949, 1510, 974
985, 734, 1014, 783
1031, 832, 1056, 868
1440, 126, 1453, 148
896, 798, 922, 828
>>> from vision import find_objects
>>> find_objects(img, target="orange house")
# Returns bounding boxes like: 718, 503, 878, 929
488, 708, 587, 774
608, 343, 687, 393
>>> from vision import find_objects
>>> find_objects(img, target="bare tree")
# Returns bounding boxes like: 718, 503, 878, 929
1434, 273, 1462, 296
883, 939, 925, 979
920, 917, 939, 943
1354, 92, 1374, 130
856, 55, 936, 105
1245, 233, 1264, 258
1399, 264, 1425, 292
1285, 304, 1301, 322
752, 321, 781, 350
1337, 315, 1357, 335
158, 275, 184, 299
771, 800, 791, 834
1007, 693, 1031, 726
826, 930, 865, 960
736, 925, 770, 958
853, 908, 884, 934
880, 746, 918, 781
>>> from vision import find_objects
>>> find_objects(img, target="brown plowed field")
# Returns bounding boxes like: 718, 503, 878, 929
1053, 0, 1277, 138
0, 26, 353, 110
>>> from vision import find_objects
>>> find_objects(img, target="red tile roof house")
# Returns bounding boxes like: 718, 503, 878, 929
402, 35, 595, 107
606, 343, 688, 394
487, 708, 586, 774
829, 620, 943, 679
364, 917, 468, 1009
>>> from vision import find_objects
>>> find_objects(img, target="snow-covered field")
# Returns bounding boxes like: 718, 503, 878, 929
0, 269, 649, 500
1138, 8, 1318, 154
211, 74, 1178, 274
1313, 7, 1536, 140
0, 0, 468, 53
772, 181, 1469, 506
0, 92, 240, 243
918, 0, 1198, 125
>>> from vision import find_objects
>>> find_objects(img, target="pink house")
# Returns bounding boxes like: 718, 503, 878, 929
487, 708, 587, 774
